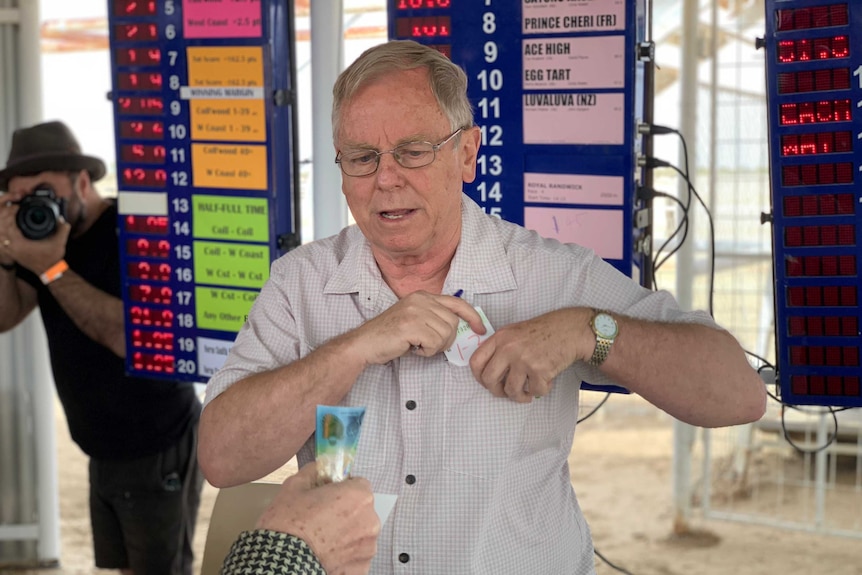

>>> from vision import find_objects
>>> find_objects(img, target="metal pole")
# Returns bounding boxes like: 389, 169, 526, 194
672, 0, 700, 534
20, 0, 59, 562
311, 0, 346, 240
0, 0, 59, 563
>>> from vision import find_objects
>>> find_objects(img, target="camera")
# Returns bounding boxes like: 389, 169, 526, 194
16, 187, 66, 240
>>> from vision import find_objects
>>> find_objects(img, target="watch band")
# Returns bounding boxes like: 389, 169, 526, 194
589, 335, 613, 366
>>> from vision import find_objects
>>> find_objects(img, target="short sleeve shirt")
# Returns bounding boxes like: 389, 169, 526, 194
205, 196, 716, 575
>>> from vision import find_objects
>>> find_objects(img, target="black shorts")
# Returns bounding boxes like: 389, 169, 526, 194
88, 419, 204, 575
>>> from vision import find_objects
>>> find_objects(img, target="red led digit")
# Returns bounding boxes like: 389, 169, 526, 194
132, 351, 176, 373
117, 97, 164, 116
780, 131, 851, 157
113, 0, 157, 16
124, 215, 169, 235
131, 330, 174, 351
777, 36, 850, 64
115, 23, 158, 41
397, 0, 450, 8
829, 35, 848, 58
117, 72, 162, 91
117, 48, 161, 66
122, 167, 168, 188
129, 284, 173, 304
396, 16, 452, 38
119, 121, 164, 140
120, 144, 166, 164
126, 237, 169, 257
128, 261, 171, 281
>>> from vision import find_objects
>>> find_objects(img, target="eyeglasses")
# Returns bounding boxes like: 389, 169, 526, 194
335, 127, 464, 177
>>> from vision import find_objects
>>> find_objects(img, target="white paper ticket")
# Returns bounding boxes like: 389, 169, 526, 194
444, 306, 495, 366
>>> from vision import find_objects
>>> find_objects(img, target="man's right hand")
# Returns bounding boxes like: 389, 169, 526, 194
0, 197, 18, 269
347, 290, 485, 365
0, 199, 70, 275
256, 462, 380, 575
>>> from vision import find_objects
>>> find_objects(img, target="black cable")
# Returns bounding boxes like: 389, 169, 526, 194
745, 349, 774, 370
745, 351, 851, 454
639, 125, 693, 287
578, 392, 611, 424
779, 404, 839, 455
594, 547, 636, 575
642, 159, 692, 287
651, 168, 693, 272
644, 158, 716, 317
639, 187, 688, 290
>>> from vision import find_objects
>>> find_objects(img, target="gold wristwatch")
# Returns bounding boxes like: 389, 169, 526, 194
589, 310, 618, 366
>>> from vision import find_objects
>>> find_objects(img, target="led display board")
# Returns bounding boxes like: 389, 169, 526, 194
109, 0, 299, 382
765, 1, 861, 407
387, 0, 651, 393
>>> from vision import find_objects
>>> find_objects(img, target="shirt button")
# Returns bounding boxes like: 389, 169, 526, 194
405, 400, 416, 410
398, 553, 410, 563
405, 474, 416, 485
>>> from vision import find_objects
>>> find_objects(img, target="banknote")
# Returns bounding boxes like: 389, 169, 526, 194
315, 405, 366, 482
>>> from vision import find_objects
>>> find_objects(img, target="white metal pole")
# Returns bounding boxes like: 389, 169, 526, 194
17, 0, 60, 562
672, 0, 699, 534
311, 0, 346, 240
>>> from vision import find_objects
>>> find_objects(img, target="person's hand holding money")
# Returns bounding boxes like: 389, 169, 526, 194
256, 461, 380, 575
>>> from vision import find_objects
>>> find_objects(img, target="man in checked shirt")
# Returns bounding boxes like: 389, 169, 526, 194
199, 40, 766, 574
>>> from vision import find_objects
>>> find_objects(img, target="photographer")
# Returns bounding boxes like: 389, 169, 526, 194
0, 121, 203, 575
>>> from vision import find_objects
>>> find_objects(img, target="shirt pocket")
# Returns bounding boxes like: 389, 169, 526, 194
441, 363, 532, 480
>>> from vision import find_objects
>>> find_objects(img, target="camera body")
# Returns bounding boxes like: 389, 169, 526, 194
16, 187, 66, 240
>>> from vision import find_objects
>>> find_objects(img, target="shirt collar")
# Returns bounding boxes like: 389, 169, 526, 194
323, 195, 518, 306
443, 196, 517, 301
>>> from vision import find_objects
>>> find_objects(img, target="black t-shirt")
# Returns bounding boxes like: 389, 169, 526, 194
19, 200, 200, 460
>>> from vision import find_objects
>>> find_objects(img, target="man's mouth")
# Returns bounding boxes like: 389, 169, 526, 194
380, 209, 414, 220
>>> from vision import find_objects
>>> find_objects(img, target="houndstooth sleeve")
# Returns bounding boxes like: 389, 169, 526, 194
220, 530, 326, 575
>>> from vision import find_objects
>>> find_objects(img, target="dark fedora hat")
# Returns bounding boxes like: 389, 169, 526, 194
0, 120, 106, 191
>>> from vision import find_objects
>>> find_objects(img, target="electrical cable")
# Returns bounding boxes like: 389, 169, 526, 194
643, 156, 716, 317
594, 547, 636, 575
638, 125, 694, 291
577, 392, 611, 424
744, 350, 856, 454
638, 186, 688, 290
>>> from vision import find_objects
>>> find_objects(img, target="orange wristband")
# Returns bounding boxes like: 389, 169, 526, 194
40, 259, 69, 285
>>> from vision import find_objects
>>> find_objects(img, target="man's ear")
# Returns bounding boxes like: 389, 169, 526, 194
460, 126, 481, 184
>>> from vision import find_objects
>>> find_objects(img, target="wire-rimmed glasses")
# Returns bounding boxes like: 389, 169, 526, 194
335, 127, 464, 177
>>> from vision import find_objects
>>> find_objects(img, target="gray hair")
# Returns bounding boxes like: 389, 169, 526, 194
332, 40, 474, 142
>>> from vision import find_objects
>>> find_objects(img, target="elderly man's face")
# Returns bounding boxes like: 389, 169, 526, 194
336, 67, 479, 263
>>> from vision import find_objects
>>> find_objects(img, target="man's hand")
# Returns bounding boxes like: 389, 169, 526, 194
256, 462, 381, 575
469, 308, 593, 403
349, 291, 485, 366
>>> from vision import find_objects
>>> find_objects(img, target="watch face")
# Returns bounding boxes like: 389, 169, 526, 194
594, 313, 618, 339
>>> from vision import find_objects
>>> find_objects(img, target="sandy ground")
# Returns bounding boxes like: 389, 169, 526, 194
3, 394, 861, 575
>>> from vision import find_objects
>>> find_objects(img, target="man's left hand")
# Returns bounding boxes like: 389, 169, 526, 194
468, 308, 593, 403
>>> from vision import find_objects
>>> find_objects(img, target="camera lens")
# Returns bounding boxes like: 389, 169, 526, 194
16, 196, 61, 240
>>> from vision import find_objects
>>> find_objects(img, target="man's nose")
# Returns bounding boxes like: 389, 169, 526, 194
375, 152, 403, 180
